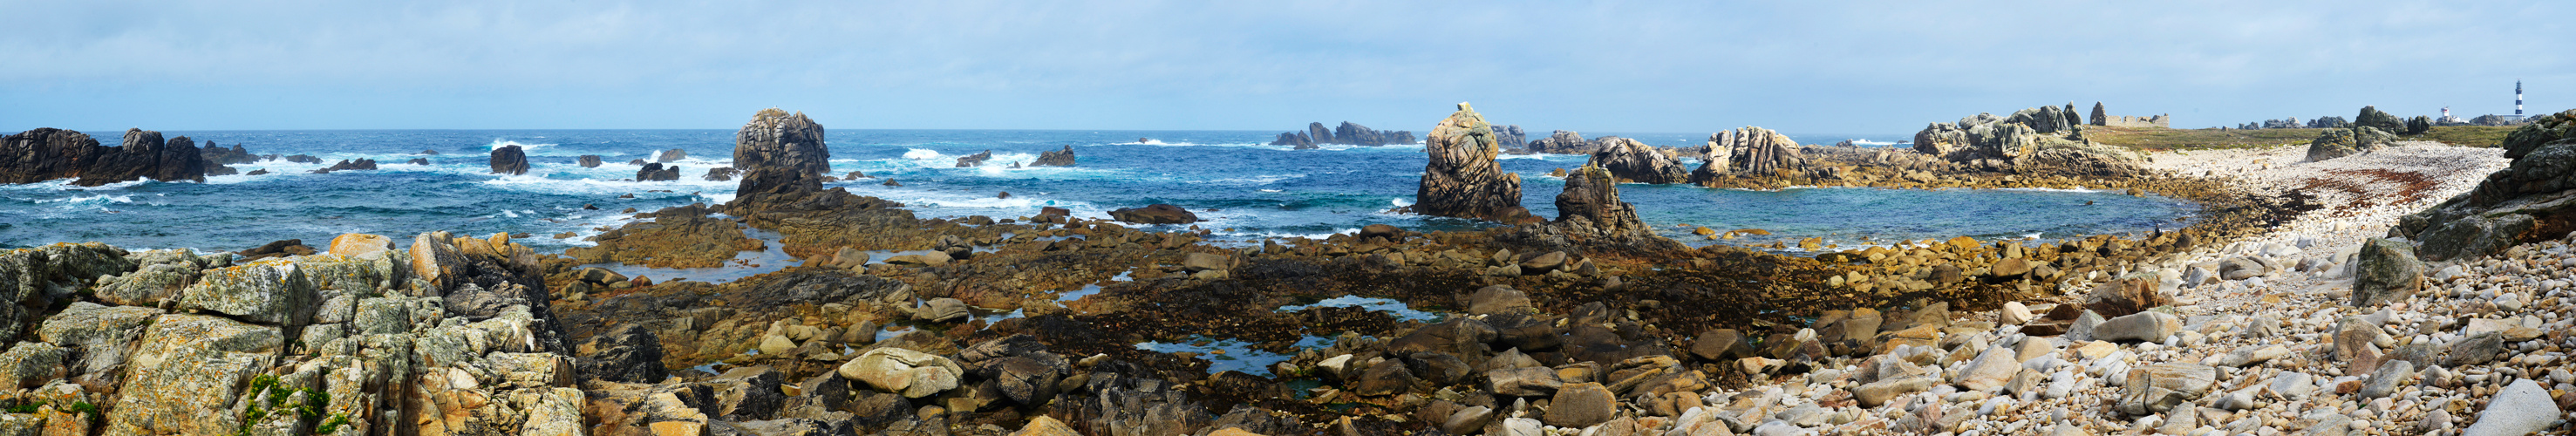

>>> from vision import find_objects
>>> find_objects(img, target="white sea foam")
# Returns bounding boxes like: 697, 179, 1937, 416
902, 149, 943, 160
1389, 198, 1414, 208
37, 194, 134, 205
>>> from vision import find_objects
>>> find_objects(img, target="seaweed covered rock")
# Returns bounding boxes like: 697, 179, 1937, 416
1411, 103, 1533, 223
2396, 108, 2576, 262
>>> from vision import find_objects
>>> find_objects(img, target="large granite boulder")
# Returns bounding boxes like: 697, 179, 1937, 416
1691, 126, 1804, 183
0, 128, 208, 186
2355, 106, 2405, 133
2305, 126, 2396, 162
2353, 238, 2423, 306
1032, 145, 1076, 167
490, 145, 530, 175
1912, 106, 2142, 175
104, 314, 283, 435
1587, 138, 1687, 184
1524, 130, 1593, 154
1412, 103, 1533, 223
1554, 164, 1651, 237
1492, 125, 1527, 150
175, 258, 321, 327
728, 108, 831, 211
2394, 109, 2576, 262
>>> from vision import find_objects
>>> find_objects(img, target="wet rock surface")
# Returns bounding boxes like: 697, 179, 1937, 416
2, 128, 207, 186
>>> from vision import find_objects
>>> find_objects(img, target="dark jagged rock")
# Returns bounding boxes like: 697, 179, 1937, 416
490, 145, 531, 175
1410, 103, 1534, 223
285, 154, 323, 164
1269, 121, 1417, 147
728, 108, 831, 212
2305, 126, 2396, 162
200, 142, 256, 165
954, 150, 993, 167
705, 167, 739, 181
2355, 106, 2405, 133
2395, 108, 2576, 262
310, 159, 378, 174
0, 128, 208, 186
579, 154, 603, 167
406, 158, 429, 165
637, 162, 682, 181
1587, 137, 1687, 184
2406, 116, 2433, 135
1107, 204, 1198, 225
1524, 130, 1594, 154
1691, 126, 1805, 183
420, 149, 441, 155
205, 165, 238, 176
1032, 145, 1076, 167
658, 148, 688, 162
1554, 164, 1651, 237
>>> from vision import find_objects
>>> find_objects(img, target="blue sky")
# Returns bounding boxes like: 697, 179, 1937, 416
2, 1, 2567, 133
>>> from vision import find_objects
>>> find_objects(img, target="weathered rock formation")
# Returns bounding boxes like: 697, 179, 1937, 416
2089, 102, 2109, 126
705, 167, 739, 181
1523, 130, 1595, 154
658, 148, 687, 162
2355, 106, 2406, 133
1411, 103, 1534, 223
637, 162, 682, 181
1032, 145, 1076, 167
490, 145, 530, 175
1690, 126, 1806, 183
728, 108, 831, 211
1268, 121, 1417, 147
2305, 126, 2397, 162
1912, 105, 2142, 176
1493, 125, 1528, 151
1553, 164, 1650, 237
578, 154, 603, 167
2395, 108, 2576, 262
954, 150, 992, 167
1587, 137, 1688, 184
0, 128, 208, 186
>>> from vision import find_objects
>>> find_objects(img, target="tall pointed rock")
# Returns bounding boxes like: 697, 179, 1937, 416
728, 108, 830, 211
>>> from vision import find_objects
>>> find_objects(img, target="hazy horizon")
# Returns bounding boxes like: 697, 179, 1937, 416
3, 1, 2566, 133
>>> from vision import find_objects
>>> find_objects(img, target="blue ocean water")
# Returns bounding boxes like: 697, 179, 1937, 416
0, 129, 2194, 252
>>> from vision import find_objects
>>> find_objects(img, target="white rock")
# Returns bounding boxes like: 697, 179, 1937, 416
2461, 379, 2560, 436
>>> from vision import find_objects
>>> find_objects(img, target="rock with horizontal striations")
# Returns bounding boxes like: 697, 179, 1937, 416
1413, 103, 1532, 223
490, 145, 531, 175
1587, 137, 1687, 184
1487, 366, 1562, 397
728, 108, 831, 211
175, 258, 320, 327
1108, 204, 1199, 224
1032, 145, 1076, 167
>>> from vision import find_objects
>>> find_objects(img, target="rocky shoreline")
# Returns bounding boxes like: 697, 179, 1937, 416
0, 108, 2569, 436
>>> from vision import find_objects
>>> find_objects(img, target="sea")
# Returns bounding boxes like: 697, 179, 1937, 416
0, 129, 2197, 254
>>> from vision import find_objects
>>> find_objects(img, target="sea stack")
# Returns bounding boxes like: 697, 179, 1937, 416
1413, 102, 1533, 223
728, 108, 830, 210
490, 145, 530, 175
1554, 163, 1650, 236
0, 128, 208, 186
1691, 126, 1805, 184
1587, 137, 1688, 184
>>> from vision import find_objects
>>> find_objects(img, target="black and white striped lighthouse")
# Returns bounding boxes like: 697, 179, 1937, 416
2518, 80, 2525, 116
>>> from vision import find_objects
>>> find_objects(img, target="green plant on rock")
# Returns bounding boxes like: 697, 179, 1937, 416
316, 413, 351, 435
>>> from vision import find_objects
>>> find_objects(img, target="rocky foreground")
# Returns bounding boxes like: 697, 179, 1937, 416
3, 109, 2572, 436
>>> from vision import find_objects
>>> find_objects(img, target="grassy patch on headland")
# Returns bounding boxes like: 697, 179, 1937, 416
2083, 125, 2520, 150
2083, 126, 2319, 151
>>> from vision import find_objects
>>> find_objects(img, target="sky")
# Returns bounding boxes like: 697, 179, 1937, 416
2, 1, 2568, 133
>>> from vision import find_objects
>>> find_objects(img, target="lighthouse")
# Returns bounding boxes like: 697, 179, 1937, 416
2518, 80, 2525, 116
